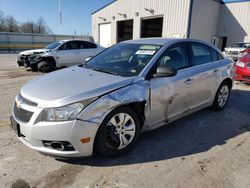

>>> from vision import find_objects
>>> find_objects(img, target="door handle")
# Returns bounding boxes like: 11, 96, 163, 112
184, 78, 193, 85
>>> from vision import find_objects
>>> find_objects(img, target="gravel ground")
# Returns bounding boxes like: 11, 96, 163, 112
0, 54, 249, 188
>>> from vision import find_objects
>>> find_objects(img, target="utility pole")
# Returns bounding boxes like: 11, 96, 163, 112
59, 0, 62, 33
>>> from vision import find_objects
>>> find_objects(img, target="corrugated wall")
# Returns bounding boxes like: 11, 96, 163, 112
92, 0, 190, 45
0, 32, 93, 53
189, 0, 221, 43
218, 1, 250, 46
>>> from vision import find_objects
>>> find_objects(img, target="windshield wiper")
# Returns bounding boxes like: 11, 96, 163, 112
79, 64, 121, 76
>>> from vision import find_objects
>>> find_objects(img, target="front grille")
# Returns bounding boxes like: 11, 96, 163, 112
242, 75, 250, 80
13, 102, 34, 123
230, 51, 238, 55
18, 93, 38, 107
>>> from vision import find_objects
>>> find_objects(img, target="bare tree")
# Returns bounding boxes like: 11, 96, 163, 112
5, 15, 18, 32
0, 11, 6, 31
0, 11, 52, 34
20, 21, 35, 33
34, 17, 46, 34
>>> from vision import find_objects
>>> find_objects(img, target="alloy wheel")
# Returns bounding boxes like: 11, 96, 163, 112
106, 113, 136, 150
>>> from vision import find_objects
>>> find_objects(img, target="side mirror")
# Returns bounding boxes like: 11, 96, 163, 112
154, 66, 177, 77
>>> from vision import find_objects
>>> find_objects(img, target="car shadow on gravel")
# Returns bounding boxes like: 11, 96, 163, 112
58, 89, 250, 166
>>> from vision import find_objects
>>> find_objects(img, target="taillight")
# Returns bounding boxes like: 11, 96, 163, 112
235, 60, 245, 68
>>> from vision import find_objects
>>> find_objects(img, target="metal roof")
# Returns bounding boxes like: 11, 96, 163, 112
91, 0, 250, 15
91, 0, 117, 15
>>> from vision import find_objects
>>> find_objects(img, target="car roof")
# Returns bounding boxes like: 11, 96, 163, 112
121, 38, 217, 47
59, 39, 95, 43
121, 38, 177, 45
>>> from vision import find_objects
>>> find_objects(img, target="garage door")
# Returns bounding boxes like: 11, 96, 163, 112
141, 17, 163, 38
99, 23, 111, 48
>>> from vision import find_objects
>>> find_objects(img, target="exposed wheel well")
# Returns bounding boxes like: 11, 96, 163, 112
120, 101, 146, 129
41, 57, 56, 67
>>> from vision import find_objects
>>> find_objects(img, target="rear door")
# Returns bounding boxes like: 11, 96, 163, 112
186, 42, 221, 109
56, 41, 80, 66
78, 41, 101, 63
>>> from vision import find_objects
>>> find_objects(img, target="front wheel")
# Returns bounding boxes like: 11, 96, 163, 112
38, 61, 54, 73
212, 81, 231, 111
95, 106, 141, 157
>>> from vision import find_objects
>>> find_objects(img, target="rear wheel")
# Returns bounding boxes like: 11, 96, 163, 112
95, 106, 141, 157
38, 61, 54, 73
212, 81, 231, 111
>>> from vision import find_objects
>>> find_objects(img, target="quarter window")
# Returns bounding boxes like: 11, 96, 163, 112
211, 48, 224, 61
190, 43, 212, 66
157, 44, 189, 70
78, 41, 97, 49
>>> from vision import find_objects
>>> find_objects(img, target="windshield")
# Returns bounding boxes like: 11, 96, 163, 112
84, 43, 162, 77
232, 43, 250, 48
45, 42, 63, 49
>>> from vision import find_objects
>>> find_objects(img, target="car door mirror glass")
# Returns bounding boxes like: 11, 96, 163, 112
154, 66, 177, 77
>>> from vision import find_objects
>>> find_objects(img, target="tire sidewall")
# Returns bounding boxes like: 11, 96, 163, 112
38, 61, 54, 73
95, 106, 141, 157
213, 81, 231, 110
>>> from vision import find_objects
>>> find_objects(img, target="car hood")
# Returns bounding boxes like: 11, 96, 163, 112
20, 66, 134, 107
224, 47, 245, 52
19, 49, 49, 55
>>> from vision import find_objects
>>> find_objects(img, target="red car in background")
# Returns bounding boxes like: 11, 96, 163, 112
235, 48, 250, 83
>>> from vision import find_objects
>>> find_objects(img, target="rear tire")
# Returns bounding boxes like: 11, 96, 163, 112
212, 81, 231, 111
38, 61, 54, 73
95, 106, 141, 157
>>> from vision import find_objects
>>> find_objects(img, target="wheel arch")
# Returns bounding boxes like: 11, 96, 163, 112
40, 56, 56, 67
115, 101, 146, 129
219, 77, 233, 90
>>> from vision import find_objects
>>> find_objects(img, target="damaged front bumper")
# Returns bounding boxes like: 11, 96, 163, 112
16, 54, 42, 69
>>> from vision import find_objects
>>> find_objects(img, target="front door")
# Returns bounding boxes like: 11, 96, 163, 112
56, 41, 80, 66
148, 43, 193, 126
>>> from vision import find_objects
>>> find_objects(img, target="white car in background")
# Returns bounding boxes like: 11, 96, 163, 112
224, 42, 250, 61
17, 40, 105, 72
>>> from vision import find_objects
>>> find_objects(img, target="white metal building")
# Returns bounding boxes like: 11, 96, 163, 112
92, 0, 250, 49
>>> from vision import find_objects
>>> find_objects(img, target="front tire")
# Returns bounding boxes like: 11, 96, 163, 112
212, 81, 231, 111
38, 61, 54, 73
95, 106, 141, 157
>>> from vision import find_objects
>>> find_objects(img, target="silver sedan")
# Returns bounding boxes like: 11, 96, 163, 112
11, 38, 234, 157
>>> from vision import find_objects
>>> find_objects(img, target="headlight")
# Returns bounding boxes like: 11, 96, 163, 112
42, 99, 95, 121
235, 60, 245, 68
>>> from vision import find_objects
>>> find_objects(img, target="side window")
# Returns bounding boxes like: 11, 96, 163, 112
211, 48, 224, 61
58, 41, 79, 50
190, 43, 212, 66
211, 48, 218, 62
78, 41, 97, 49
157, 44, 189, 70
84, 42, 97, 48
218, 53, 224, 60
66, 41, 79, 50
58, 43, 67, 50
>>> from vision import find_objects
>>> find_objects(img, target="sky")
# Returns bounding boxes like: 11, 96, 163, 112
0, 0, 114, 35
0, 0, 248, 35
